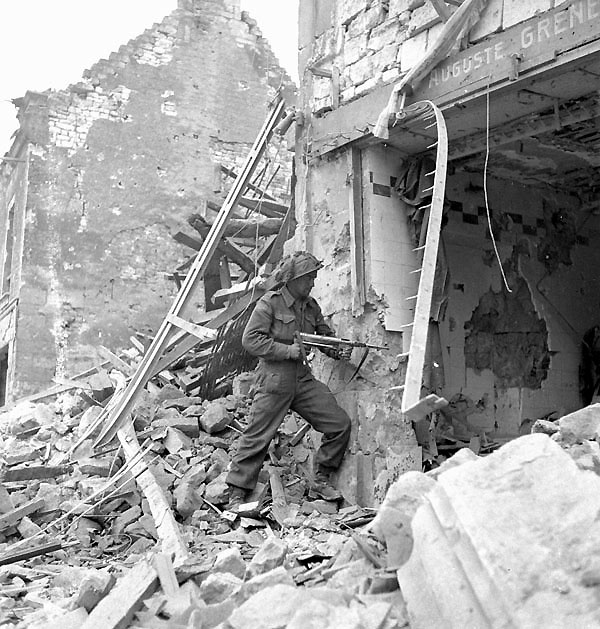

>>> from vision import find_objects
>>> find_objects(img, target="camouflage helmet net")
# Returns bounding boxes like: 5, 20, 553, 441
273, 251, 323, 284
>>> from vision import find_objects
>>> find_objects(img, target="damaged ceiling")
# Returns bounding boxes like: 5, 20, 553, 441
385, 52, 600, 204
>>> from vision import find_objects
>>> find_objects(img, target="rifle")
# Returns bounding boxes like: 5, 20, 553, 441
298, 333, 389, 351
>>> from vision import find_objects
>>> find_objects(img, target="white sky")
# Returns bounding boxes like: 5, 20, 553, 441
0, 0, 298, 156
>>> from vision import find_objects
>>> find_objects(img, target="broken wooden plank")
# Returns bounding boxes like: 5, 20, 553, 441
153, 553, 179, 597
0, 465, 72, 482
268, 466, 290, 527
117, 422, 189, 562
220, 164, 276, 200
97, 346, 134, 376
173, 230, 255, 275
190, 211, 283, 238
0, 498, 45, 531
165, 314, 218, 343
238, 196, 288, 218
404, 394, 449, 423
0, 540, 75, 566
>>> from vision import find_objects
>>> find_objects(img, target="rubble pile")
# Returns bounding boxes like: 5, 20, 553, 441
0, 368, 409, 629
3, 360, 600, 628
369, 404, 600, 629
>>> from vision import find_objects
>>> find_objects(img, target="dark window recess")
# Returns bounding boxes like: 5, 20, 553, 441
0, 346, 8, 406
2, 201, 15, 296
372, 183, 391, 197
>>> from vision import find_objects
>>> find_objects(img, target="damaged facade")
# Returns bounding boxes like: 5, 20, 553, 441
0, 0, 295, 401
296, 0, 600, 493
3, 1, 600, 627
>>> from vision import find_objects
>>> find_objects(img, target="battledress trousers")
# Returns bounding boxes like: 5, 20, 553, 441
226, 286, 352, 491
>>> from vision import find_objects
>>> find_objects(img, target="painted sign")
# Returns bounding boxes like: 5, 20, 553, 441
424, 0, 600, 98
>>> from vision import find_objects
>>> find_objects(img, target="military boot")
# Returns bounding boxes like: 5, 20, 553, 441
226, 485, 247, 512
310, 470, 343, 502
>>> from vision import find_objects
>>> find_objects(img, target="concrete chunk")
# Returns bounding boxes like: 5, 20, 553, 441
247, 536, 288, 578
398, 434, 600, 628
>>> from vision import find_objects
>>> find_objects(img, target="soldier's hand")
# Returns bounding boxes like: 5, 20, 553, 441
337, 345, 353, 361
288, 341, 302, 360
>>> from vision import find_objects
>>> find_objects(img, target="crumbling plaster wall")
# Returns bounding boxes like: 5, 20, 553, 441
294, 142, 418, 506
441, 171, 600, 436
0, 147, 29, 398
12, 0, 295, 397
299, 0, 558, 115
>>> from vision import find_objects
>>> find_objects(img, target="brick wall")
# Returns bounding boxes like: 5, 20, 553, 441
9, 0, 296, 397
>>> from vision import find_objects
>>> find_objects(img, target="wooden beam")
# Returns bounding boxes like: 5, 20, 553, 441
0, 498, 45, 531
166, 314, 218, 343
238, 196, 289, 218
173, 230, 256, 275
348, 147, 366, 314
220, 165, 276, 201
191, 212, 283, 238
429, 0, 452, 21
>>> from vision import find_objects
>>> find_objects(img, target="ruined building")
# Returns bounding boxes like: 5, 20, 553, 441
295, 0, 600, 501
0, 0, 295, 401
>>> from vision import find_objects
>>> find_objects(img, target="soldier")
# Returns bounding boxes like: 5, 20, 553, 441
226, 251, 352, 510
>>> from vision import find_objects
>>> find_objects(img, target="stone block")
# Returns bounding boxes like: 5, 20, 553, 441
17, 516, 42, 538
399, 29, 427, 72
368, 19, 404, 52
344, 32, 368, 65
228, 584, 311, 629
213, 547, 247, 580
558, 404, 600, 444
73, 569, 115, 612
347, 54, 376, 87
389, 0, 413, 16
239, 566, 294, 602
408, 2, 442, 36
199, 401, 233, 434
199, 572, 243, 604
398, 434, 600, 628
155, 411, 201, 437
174, 481, 204, 519
164, 426, 193, 454
339, 0, 369, 24
204, 471, 229, 505
503, 0, 553, 29
346, 6, 383, 39
247, 536, 288, 578
369, 470, 435, 566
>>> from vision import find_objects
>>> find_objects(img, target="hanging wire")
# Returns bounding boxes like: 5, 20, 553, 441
483, 76, 512, 293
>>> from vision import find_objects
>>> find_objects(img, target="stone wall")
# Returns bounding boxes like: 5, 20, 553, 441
7, 0, 296, 397
300, 0, 566, 115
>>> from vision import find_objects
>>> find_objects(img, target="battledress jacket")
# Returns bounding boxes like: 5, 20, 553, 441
242, 286, 334, 361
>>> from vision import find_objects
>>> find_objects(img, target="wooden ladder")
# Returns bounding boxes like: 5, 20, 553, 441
393, 100, 450, 422
93, 96, 286, 448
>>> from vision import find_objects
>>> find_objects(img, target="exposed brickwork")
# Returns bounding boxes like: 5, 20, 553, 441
300, 0, 556, 114
5, 0, 296, 397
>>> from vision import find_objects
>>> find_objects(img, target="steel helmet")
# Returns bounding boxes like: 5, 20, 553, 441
274, 251, 323, 284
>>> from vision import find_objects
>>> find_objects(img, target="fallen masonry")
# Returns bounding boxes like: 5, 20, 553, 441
0, 365, 600, 627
